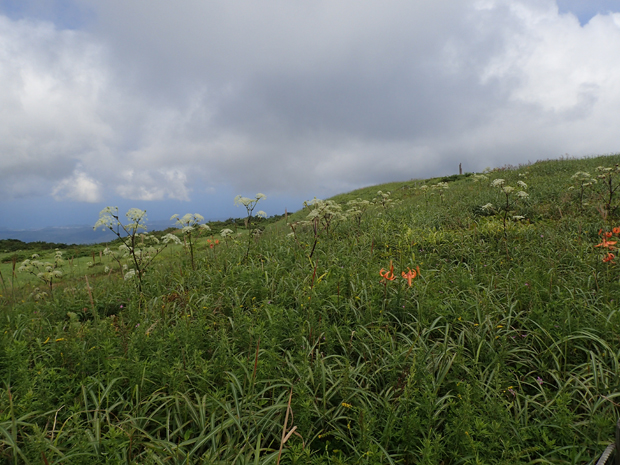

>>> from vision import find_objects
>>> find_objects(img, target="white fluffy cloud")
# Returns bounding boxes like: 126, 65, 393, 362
115, 169, 191, 201
52, 170, 102, 202
1, 0, 619, 207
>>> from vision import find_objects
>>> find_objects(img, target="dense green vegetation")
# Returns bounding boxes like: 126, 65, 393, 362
1, 154, 620, 464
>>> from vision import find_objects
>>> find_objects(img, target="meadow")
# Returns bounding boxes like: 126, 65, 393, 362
1, 154, 620, 464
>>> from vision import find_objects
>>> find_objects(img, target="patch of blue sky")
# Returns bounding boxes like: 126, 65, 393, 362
0, 0, 93, 30
556, 0, 620, 26
0, 186, 302, 230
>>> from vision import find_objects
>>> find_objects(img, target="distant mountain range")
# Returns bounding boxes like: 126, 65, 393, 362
0, 220, 175, 245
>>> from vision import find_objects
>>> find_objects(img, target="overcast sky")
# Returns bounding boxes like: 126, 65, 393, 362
1, 0, 619, 230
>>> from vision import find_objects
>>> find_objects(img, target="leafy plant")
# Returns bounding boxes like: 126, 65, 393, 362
489, 178, 529, 238
94, 207, 181, 291
18, 250, 64, 296
569, 171, 597, 209
234, 193, 267, 260
170, 213, 210, 270
595, 165, 620, 219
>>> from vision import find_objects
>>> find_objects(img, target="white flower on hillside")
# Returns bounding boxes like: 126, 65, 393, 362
220, 228, 234, 238
234, 195, 254, 207
491, 179, 505, 188
161, 233, 182, 245
517, 181, 527, 189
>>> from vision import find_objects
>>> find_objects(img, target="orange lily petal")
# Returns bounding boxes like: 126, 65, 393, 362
380, 267, 395, 281
401, 267, 420, 287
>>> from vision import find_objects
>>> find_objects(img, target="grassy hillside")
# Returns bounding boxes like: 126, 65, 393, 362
1, 154, 620, 464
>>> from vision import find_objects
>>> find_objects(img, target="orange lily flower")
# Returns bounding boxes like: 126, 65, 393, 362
603, 253, 615, 263
604, 231, 613, 238
595, 238, 617, 249
380, 261, 396, 281
401, 266, 420, 287
613, 227, 620, 235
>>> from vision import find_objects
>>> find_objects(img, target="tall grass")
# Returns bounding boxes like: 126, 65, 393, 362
1, 154, 620, 463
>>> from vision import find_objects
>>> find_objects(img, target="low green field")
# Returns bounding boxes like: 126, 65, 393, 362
1, 154, 620, 464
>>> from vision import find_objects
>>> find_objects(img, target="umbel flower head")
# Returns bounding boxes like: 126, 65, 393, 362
234, 193, 267, 207
171, 213, 209, 234
94, 206, 148, 233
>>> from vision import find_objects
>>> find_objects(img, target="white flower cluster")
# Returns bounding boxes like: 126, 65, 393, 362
471, 174, 489, 183
373, 190, 401, 208
18, 250, 64, 287
171, 213, 210, 234
491, 178, 528, 198
94, 206, 148, 234
595, 165, 620, 179
571, 171, 596, 184
234, 193, 266, 208
346, 198, 371, 225
303, 198, 345, 230
220, 228, 234, 238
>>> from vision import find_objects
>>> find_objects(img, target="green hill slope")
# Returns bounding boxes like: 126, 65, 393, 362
1, 153, 620, 464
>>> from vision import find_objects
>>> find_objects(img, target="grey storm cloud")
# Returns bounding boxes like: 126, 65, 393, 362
1, 0, 620, 204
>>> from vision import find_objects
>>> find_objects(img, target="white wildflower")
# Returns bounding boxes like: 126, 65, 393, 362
124, 269, 136, 280
161, 233, 182, 245
234, 195, 254, 207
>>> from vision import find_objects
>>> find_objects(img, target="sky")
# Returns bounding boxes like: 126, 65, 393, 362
1, 0, 619, 230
